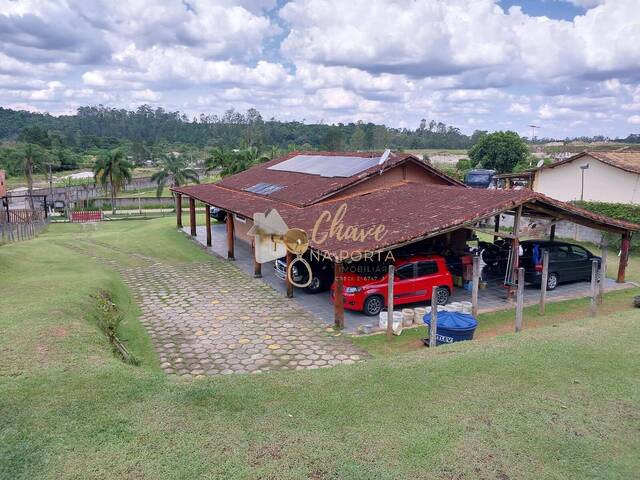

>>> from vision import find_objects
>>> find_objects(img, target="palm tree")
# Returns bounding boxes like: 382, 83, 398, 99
205, 146, 273, 178
93, 150, 133, 215
23, 143, 36, 210
151, 153, 200, 198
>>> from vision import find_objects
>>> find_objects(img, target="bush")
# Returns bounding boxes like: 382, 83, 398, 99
572, 200, 640, 251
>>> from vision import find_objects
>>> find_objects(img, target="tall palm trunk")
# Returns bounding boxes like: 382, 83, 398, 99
26, 154, 35, 211
110, 171, 116, 215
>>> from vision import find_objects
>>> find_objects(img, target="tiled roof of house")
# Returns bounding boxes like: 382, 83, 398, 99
216, 151, 464, 206
543, 150, 640, 174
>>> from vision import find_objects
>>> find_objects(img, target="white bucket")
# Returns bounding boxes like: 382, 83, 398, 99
378, 311, 388, 329
402, 308, 414, 327
460, 301, 473, 315
414, 307, 426, 325
379, 311, 403, 333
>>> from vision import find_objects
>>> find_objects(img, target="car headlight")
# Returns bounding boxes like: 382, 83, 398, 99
344, 286, 361, 294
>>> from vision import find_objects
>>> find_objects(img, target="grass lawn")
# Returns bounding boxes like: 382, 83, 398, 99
1, 218, 639, 479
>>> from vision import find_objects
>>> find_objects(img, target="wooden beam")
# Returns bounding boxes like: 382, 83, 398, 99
205, 204, 212, 246
539, 249, 549, 316
515, 267, 524, 332
252, 240, 262, 278
470, 226, 517, 240
387, 265, 395, 339
189, 197, 196, 236
493, 214, 500, 242
509, 206, 523, 296
617, 232, 630, 283
226, 212, 235, 260
598, 239, 607, 304
175, 193, 182, 228
429, 285, 438, 348
549, 223, 556, 241
285, 250, 294, 298
471, 255, 480, 318
590, 259, 598, 317
334, 261, 344, 329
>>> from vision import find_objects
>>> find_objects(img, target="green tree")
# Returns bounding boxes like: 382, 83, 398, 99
151, 153, 200, 197
93, 149, 133, 215
468, 131, 529, 173
350, 126, 366, 150
205, 146, 271, 178
23, 143, 41, 209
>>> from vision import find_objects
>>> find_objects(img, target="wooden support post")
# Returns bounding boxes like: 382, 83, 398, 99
334, 261, 344, 329
493, 214, 500, 242
539, 250, 549, 316
226, 212, 235, 260
590, 259, 598, 317
616, 232, 630, 283
515, 267, 524, 332
429, 285, 438, 348
205, 205, 212, 247
386, 265, 395, 339
252, 240, 262, 278
509, 206, 523, 297
175, 193, 182, 228
471, 254, 480, 318
549, 223, 556, 242
598, 240, 607, 304
189, 197, 196, 236
285, 250, 294, 298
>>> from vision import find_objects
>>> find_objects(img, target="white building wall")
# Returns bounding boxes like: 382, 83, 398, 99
534, 157, 640, 204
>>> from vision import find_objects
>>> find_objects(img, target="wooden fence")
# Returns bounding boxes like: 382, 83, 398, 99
0, 219, 48, 244
0, 209, 46, 224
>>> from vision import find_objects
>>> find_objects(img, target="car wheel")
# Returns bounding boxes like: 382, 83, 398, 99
434, 287, 449, 305
547, 273, 558, 290
363, 295, 384, 316
304, 275, 323, 294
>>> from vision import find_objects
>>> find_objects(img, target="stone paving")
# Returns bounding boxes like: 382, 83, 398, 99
58, 236, 366, 378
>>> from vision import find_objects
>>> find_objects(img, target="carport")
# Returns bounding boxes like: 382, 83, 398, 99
172, 182, 637, 332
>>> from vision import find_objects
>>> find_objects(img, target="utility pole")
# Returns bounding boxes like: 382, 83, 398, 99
580, 164, 590, 201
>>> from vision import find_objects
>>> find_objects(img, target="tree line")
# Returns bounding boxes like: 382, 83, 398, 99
0, 105, 476, 153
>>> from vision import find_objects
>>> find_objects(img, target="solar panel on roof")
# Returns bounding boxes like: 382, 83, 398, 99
268, 155, 381, 178
244, 182, 284, 195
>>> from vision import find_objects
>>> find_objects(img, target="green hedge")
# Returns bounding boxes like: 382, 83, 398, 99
572, 201, 640, 224
572, 201, 639, 251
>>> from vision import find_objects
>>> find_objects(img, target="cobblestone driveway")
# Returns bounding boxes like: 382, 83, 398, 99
64, 238, 366, 378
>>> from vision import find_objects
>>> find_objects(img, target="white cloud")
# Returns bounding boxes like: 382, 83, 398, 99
508, 102, 531, 114
0, 0, 638, 137
628, 115, 640, 125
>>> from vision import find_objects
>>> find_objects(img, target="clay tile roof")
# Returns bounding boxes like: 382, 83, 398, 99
543, 150, 640, 174
216, 150, 464, 207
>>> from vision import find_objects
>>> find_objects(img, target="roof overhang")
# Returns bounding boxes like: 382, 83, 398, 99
172, 183, 638, 261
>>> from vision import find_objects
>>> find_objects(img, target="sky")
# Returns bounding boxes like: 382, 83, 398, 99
0, 0, 639, 139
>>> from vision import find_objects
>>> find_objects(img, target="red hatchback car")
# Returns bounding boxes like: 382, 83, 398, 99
331, 255, 454, 316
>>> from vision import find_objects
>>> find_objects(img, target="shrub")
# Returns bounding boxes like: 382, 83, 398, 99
572, 201, 640, 251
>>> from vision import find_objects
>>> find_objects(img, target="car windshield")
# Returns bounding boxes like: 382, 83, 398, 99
467, 173, 490, 183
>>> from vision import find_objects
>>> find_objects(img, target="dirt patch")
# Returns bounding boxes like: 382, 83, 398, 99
250, 439, 286, 467
50, 326, 70, 338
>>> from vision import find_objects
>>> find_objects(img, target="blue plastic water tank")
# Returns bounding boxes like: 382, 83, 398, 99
423, 311, 478, 345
